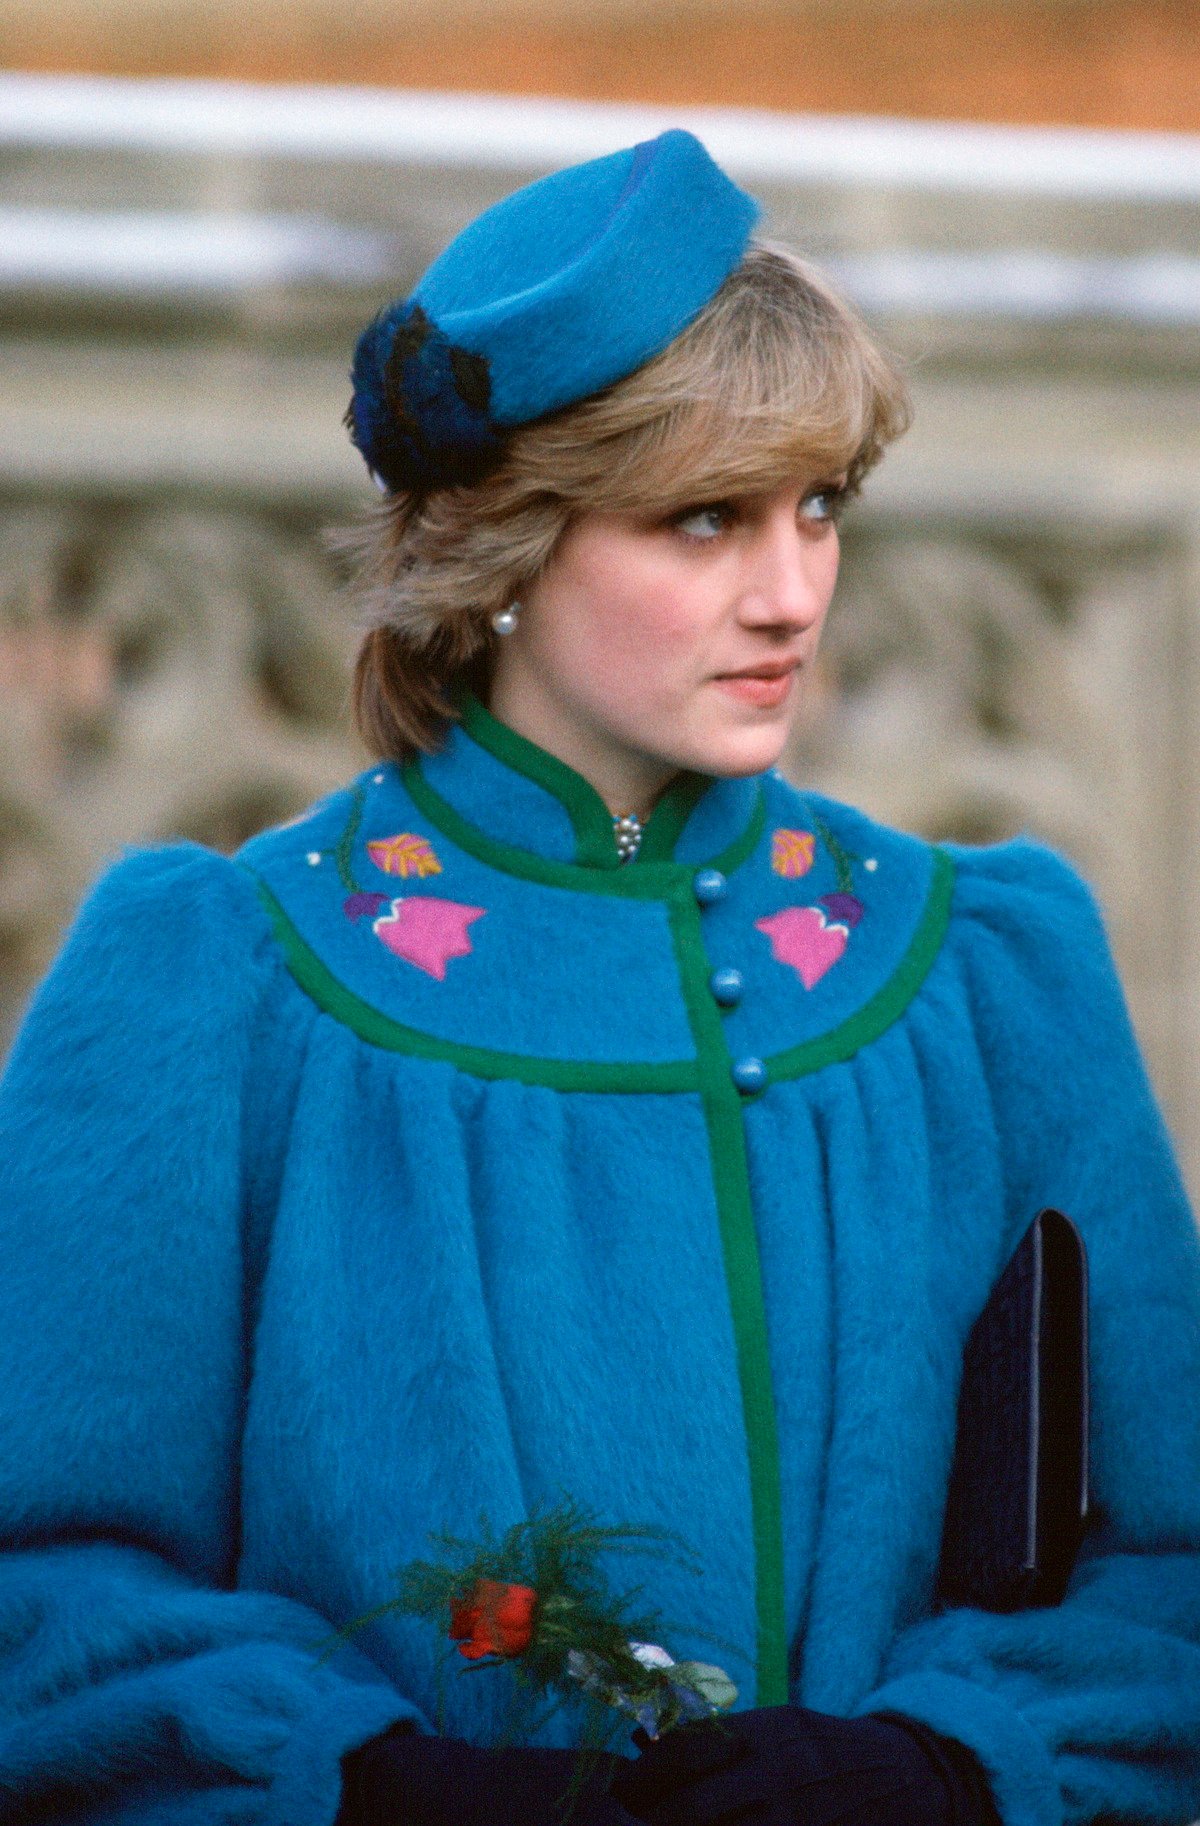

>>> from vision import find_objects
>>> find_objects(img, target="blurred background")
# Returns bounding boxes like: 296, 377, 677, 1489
3, 1, 1200, 1186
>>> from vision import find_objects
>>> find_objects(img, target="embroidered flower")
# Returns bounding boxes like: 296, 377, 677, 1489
758, 816, 868, 986
818, 891, 864, 928
771, 828, 815, 878
449, 1579, 538, 1660
343, 891, 389, 922
373, 896, 485, 979
756, 905, 850, 990
367, 832, 443, 879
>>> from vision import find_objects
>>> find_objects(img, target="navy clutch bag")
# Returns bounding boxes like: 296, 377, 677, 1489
935, 1207, 1090, 1612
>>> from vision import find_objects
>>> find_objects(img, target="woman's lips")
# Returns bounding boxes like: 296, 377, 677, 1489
713, 666, 797, 709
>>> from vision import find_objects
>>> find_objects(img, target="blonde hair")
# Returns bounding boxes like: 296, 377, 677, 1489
333, 237, 911, 761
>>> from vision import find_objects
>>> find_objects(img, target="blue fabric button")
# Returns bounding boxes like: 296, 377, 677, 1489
709, 967, 744, 1007
693, 868, 727, 906
731, 1056, 766, 1094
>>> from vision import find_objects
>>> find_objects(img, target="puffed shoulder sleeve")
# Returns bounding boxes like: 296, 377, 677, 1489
854, 837, 1200, 1826
0, 845, 424, 1826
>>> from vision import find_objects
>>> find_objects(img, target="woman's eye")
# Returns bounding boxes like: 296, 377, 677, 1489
800, 485, 846, 524
673, 504, 730, 541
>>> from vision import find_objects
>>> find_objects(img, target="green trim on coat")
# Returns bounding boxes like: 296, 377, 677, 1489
251, 877, 700, 1092
243, 852, 956, 1093
247, 837, 957, 1712
764, 849, 956, 1082
666, 881, 789, 1707
458, 691, 622, 869
403, 756, 766, 897
457, 691, 711, 871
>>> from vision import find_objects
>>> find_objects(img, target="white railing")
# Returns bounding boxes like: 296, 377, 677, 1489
2, 72, 1198, 327
3, 69, 1200, 200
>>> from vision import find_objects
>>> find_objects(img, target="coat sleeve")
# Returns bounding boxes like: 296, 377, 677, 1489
0, 844, 425, 1826
852, 838, 1200, 1826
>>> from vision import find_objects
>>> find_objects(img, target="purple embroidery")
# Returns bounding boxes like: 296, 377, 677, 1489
344, 891, 389, 922
818, 892, 864, 928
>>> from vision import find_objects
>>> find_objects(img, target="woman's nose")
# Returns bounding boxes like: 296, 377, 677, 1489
738, 517, 835, 630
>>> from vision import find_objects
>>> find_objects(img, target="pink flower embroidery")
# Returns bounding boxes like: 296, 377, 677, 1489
373, 896, 485, 979
756, 905, 850, 990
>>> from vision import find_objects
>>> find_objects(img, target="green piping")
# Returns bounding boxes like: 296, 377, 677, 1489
404, 758, 766, 899
252, 877, 700, 1093
666, 882, 790, 1706
405, 760, 674, 896
457, 691, 742, 872
246, 848, 955, 1092
710, 784, 766, 879
636, 772, 710, 863
764, 848, 956, 1082
458, 692, 621, 869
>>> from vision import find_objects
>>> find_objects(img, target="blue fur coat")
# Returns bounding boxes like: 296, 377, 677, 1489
2, 693, 1199, 1826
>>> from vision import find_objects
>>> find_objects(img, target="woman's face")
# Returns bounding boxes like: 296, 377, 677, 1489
487, 471, 844, 813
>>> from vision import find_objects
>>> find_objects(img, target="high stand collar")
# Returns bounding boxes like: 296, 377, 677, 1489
412, 691, 762, 875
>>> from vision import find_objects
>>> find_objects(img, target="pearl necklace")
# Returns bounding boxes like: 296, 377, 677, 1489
612, 812, 644, 863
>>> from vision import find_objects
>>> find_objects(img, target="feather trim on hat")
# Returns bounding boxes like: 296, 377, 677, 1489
346, 300, 507, 495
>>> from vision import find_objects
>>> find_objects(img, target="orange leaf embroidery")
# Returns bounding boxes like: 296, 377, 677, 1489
367, 832, 443, 879
771, 828, 815, 879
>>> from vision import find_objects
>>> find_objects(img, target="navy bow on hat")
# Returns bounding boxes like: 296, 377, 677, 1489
345, 128, 761, 495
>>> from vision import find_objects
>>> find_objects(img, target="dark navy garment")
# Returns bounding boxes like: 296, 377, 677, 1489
334, 1708, 1002, 1826
1, 693, 1199, 1825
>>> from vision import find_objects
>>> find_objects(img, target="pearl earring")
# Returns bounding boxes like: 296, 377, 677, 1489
491, 602, 521, 636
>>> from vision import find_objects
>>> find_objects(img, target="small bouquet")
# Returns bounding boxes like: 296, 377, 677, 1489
329, 1497, 737, 1747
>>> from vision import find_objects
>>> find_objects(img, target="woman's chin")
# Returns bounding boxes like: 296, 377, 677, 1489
678, 718, 793, 780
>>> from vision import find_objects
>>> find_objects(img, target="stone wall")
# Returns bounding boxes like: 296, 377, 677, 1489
3, 74, 1200, 1190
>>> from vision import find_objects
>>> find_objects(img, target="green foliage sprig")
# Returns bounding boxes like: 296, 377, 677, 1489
320, 1497, 737, 1749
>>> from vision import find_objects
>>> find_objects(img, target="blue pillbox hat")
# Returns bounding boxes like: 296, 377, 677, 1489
346, 128, 761, 494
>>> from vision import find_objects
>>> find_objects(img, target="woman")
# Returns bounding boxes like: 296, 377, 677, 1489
0, 129, 1198, 1826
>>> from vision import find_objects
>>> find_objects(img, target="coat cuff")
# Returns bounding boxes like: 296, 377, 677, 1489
852, 1670, 1063, 1826
264, 1677, 427, 1826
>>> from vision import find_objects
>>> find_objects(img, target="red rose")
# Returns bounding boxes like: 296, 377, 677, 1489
449, 1579, 538, 1660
